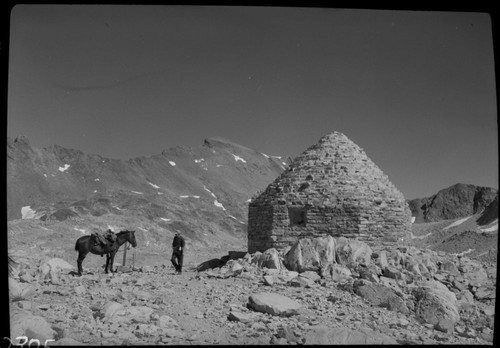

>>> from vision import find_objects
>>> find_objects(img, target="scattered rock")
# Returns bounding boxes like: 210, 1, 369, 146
299, 270, 321, 282
258, 248, 283, 269
262, 275, 275, 286
289, 276, 315, 288
108, 305, 154, 324
74, 284, 86, 295
248, 292, 302, 317
102, 301, 124, 320
227, 310, 260, 323
304, 326, 399, 345
50, 338, 85, 346
158, 315, 178, 328
320, 263, 352, 281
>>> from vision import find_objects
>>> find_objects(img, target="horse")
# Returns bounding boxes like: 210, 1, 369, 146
74, 230, 137, 276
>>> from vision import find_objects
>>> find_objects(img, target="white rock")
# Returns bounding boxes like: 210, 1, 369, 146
39, 258, 74, 280
10, 312, 56, 343
9, 278, 35, 300
102, 301, 124, 320
284, 236, 336, 273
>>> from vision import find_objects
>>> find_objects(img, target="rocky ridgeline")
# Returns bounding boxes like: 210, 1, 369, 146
8, 235, 495, 345
408, 183, 498, 223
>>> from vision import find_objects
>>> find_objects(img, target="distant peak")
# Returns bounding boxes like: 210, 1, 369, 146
204, 136, 250, 150
13, 135, 30, 145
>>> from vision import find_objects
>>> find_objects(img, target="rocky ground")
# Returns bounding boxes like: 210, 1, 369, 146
8, 235, 497, 346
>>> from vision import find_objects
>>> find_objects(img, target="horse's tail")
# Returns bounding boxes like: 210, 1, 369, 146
75, 239, 79, 251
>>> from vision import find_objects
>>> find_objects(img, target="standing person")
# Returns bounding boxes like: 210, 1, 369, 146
171, 231, 185, 274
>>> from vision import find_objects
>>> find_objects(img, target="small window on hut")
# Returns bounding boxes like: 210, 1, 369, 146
288, 207, 307, 227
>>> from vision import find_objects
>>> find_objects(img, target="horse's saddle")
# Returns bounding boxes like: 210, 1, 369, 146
92, 229, 117, 247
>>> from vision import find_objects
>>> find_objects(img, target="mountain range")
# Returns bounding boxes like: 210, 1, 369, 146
7, 135, 291, 250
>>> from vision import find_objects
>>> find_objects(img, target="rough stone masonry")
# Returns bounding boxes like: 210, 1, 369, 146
247, 132, 412, 253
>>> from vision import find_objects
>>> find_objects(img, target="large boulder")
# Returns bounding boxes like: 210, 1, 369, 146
414, 280, 460, 332
459, 258, 489, 285
304, 326, 398, 345
320, 263, 352, 281
353, 280, 409, 314
39, 258, 74, 282
284, 236, 336, 273
9, 278, 35, 300
248, 292, 302, 317
335, 237, 372, 266
10, 311, 56, 344
101, 301, 124, 320
252, 248, 283, 269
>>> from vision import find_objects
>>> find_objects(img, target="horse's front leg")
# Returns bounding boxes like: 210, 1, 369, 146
105, 253, 110, 274
77, 252, 87, 276
109, 251, 117, 273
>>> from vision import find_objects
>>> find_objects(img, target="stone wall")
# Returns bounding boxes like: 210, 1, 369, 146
248, 132, 412, 253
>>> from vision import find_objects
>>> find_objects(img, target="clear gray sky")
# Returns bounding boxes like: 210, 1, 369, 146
7, 5, 498, 199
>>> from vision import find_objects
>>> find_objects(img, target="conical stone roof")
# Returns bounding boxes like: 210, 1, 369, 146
248, 132, 412, 253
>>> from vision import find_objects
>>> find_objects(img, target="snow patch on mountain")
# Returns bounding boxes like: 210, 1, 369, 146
231, 154, 247, 163
58, 164, 70, 172
203, 186, 217, 199
214, 200, 226, 211
131, 191, 143, 195
451, 248, 475, 257
148, 182, 160, 189
443, 216, 471, 230
229, 215, 245, 224
21, 206, 37, 219
169, 161, 176, 166
480, 219, 498, 232
74, 227, 87, 235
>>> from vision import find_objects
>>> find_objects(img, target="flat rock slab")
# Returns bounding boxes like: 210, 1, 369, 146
227, 310, 261, 323
248, 292, 302, 317
304, 326, 399, 345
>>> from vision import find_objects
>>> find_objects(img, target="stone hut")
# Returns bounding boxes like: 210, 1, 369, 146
247, 132, 412, 253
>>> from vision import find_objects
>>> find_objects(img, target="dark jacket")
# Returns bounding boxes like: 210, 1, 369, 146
172, 234, 185, 252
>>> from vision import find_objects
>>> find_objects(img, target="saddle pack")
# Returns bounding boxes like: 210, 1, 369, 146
92, 229, 117, 248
